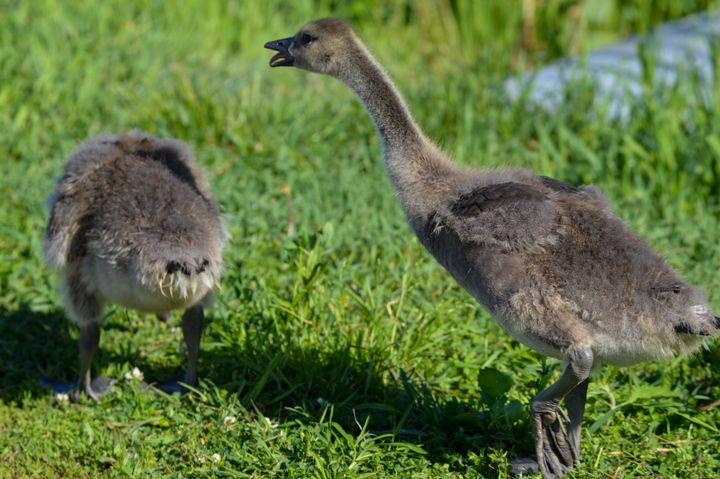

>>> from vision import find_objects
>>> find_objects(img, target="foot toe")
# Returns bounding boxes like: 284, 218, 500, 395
154, 373, 194, 395
71, 376, 114, 402
534, 403, 577, 478
547, 420, 575, 466
87, 376, 114, 401
90, 376, 113, 393
510, 456, 540, 477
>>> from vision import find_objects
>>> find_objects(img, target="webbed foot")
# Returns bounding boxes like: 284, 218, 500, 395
72, 376, 114, 402
154, 373, 195, 395
510, 456, 540, 477
532, 400, 577, 478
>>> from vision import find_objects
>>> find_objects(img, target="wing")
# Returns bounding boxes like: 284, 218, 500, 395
43, 191, 78, 270
538, 175, 579, 194
450, 182, 547, 216
540, 175, 613, 210
439, 182, 562, 251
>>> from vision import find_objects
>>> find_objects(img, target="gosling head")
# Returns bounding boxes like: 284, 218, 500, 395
264, 18, 357, 76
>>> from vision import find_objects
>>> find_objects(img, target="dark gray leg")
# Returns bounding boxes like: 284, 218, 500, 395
155, 305, 205, 394
564, 377, 589, 462
65, 274, 112, 402
71, 322, 112, 401
532, 347, 593, 478
182, 305, 204, 387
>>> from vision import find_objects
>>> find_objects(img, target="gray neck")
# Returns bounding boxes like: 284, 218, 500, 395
337, 46, 425, 163
333, 42, 461, 218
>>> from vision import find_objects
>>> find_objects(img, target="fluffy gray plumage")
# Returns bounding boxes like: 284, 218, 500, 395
44, 131, 227, 400
266, 18, 717, 478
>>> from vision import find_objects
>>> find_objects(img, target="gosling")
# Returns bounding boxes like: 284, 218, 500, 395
266, 18, 719, 478
44, 131, 226, 401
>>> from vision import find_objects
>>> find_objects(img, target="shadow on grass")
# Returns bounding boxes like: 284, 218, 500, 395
197, 328, 720, 473
0, 304, 541, 472
197, 324, 536, 472
0, 305, 189, 402
0, 305, 78, 401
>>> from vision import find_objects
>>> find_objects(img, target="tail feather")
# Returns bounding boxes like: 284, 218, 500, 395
166, 258, 210, 275
674, 322, 712, 336
674, 315, 720, 336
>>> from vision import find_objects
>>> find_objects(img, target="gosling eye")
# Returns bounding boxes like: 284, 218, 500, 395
301, 33, 315, 45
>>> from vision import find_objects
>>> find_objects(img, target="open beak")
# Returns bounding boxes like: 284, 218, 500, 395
264, 36, 295, 67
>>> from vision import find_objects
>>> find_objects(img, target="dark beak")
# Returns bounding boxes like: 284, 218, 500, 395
264, 36, 295, 67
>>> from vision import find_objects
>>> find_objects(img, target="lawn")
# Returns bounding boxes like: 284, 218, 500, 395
1, 1, 720, 477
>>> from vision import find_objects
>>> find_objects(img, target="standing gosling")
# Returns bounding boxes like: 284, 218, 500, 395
44, 131, 226, 401
265, 19, 719, 478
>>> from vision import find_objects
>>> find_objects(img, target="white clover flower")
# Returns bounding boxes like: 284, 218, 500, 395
211, 453, 221, 463
124, 367, 144, 381
196, 455, 206, 464
223, 415, 237, 427
55, 393, 69, 403
263, 417, 279, 429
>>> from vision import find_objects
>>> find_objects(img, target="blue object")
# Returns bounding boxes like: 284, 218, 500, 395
505, 11, 720, 118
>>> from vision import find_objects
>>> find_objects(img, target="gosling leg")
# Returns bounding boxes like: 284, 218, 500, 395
156, 305, 205, 394
532, 347, 593, 478
72, 322, 112, 401
564, 377, 589, 462
181, 305, 204, 387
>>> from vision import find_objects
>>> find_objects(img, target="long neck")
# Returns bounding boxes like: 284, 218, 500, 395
338, 46, 424, 158
333, 41, 462, 218
338, 44, 444, 181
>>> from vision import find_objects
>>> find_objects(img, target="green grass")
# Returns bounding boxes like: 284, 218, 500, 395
1, 0, 720, 477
